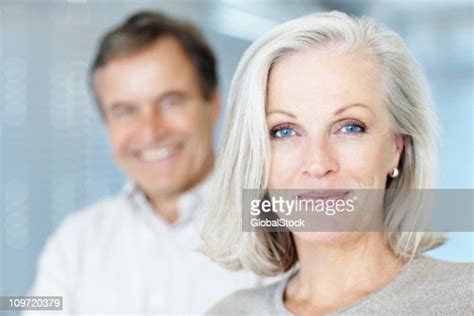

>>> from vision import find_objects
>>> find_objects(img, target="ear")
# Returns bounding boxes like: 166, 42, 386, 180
209, 90, 221, 126
393, 134, 404, 167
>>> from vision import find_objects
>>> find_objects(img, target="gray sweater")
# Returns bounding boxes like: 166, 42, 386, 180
207, 256, 473, 315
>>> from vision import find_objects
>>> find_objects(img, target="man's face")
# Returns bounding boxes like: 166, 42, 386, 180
94, 37, 219, 199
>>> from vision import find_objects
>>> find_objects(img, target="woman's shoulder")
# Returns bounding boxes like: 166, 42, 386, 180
206, 280, 282, 315
412, 255, 473, 283
391, 255, 473, 312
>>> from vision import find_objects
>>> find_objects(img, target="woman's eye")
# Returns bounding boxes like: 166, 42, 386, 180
271, 127, 296, 138
339, 123, 366, 134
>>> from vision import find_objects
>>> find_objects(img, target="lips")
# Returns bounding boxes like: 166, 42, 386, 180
296, 190, 351, 200
141, 148, 171, 161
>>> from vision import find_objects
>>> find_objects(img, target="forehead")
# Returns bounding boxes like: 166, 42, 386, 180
94, 36, 198, 89
267, 48, 384, 111
93, 37, 201, 105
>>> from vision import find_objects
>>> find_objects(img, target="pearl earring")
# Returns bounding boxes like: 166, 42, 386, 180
389, 167, 399, 178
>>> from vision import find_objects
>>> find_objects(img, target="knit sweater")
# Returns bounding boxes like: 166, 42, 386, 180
207, 256, 473, 315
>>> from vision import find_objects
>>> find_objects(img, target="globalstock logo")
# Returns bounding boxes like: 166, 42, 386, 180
242, 189, 474, 233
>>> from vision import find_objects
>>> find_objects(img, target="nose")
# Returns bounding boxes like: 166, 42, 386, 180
140, 108, 167, 141
303, 138, 339, 179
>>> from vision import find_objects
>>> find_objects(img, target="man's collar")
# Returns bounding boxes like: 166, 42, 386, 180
121, 176, 210, 226
121, 180, 140, 198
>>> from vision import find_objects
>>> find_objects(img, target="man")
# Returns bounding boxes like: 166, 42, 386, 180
28, 11, 258, 314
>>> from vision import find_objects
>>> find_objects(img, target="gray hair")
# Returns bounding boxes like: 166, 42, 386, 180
90, 10, 217, 117
201, 11, 444, 276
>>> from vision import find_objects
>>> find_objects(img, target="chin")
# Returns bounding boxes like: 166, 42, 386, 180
133, 174, 176, 192
293, 231, 355, 245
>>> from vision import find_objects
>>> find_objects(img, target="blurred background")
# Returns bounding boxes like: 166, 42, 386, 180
1, 0, 473, 298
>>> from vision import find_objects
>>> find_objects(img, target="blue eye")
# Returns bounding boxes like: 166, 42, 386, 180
272, 127, 296, 138
340, 123, 365, 134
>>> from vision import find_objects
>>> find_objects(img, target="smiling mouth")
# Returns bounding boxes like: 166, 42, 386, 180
136, 143, 183, 162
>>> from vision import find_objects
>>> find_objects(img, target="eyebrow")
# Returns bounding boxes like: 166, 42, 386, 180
334, 103, 370, 115
107, 91, 188, 111
266, 103, 371, 118
154, 90, 188, 103
108, 101, 133, 112
266, 110, 297, 118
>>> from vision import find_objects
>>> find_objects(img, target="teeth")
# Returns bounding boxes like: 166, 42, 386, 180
141, 148, 171, 161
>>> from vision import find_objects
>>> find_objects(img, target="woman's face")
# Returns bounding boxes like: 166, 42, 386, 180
266, 48, 403, 243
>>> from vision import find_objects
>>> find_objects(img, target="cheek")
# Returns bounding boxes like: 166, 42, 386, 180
269, 142, 304, 188
167, 109, 200, 136
107, 126, 133, 156
338, 142, 373, 171
185, 112, 216, 147
336, 138, 393, 186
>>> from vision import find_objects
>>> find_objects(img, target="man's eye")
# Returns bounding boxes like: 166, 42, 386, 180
271, 126, 296, 138
339, 123, 366, 134
111, 107, 136, 119
162, 98, 178, 107
161, 95, 185, 108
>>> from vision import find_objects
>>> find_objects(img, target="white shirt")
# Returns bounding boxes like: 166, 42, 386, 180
27, 181, 260, 315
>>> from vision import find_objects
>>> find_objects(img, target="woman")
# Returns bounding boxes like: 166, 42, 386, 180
201, 11, 472, 315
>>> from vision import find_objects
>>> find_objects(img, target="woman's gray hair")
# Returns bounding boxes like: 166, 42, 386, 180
200, 11, 444, 276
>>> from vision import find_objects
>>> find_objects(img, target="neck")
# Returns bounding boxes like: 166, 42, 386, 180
146, 159, 213, 225
286, 232, 405, 313
147, 193, 180, 224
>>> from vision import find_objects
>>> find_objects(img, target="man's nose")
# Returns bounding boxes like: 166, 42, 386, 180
140, 109, 167, 141
303, 138, 339, 179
